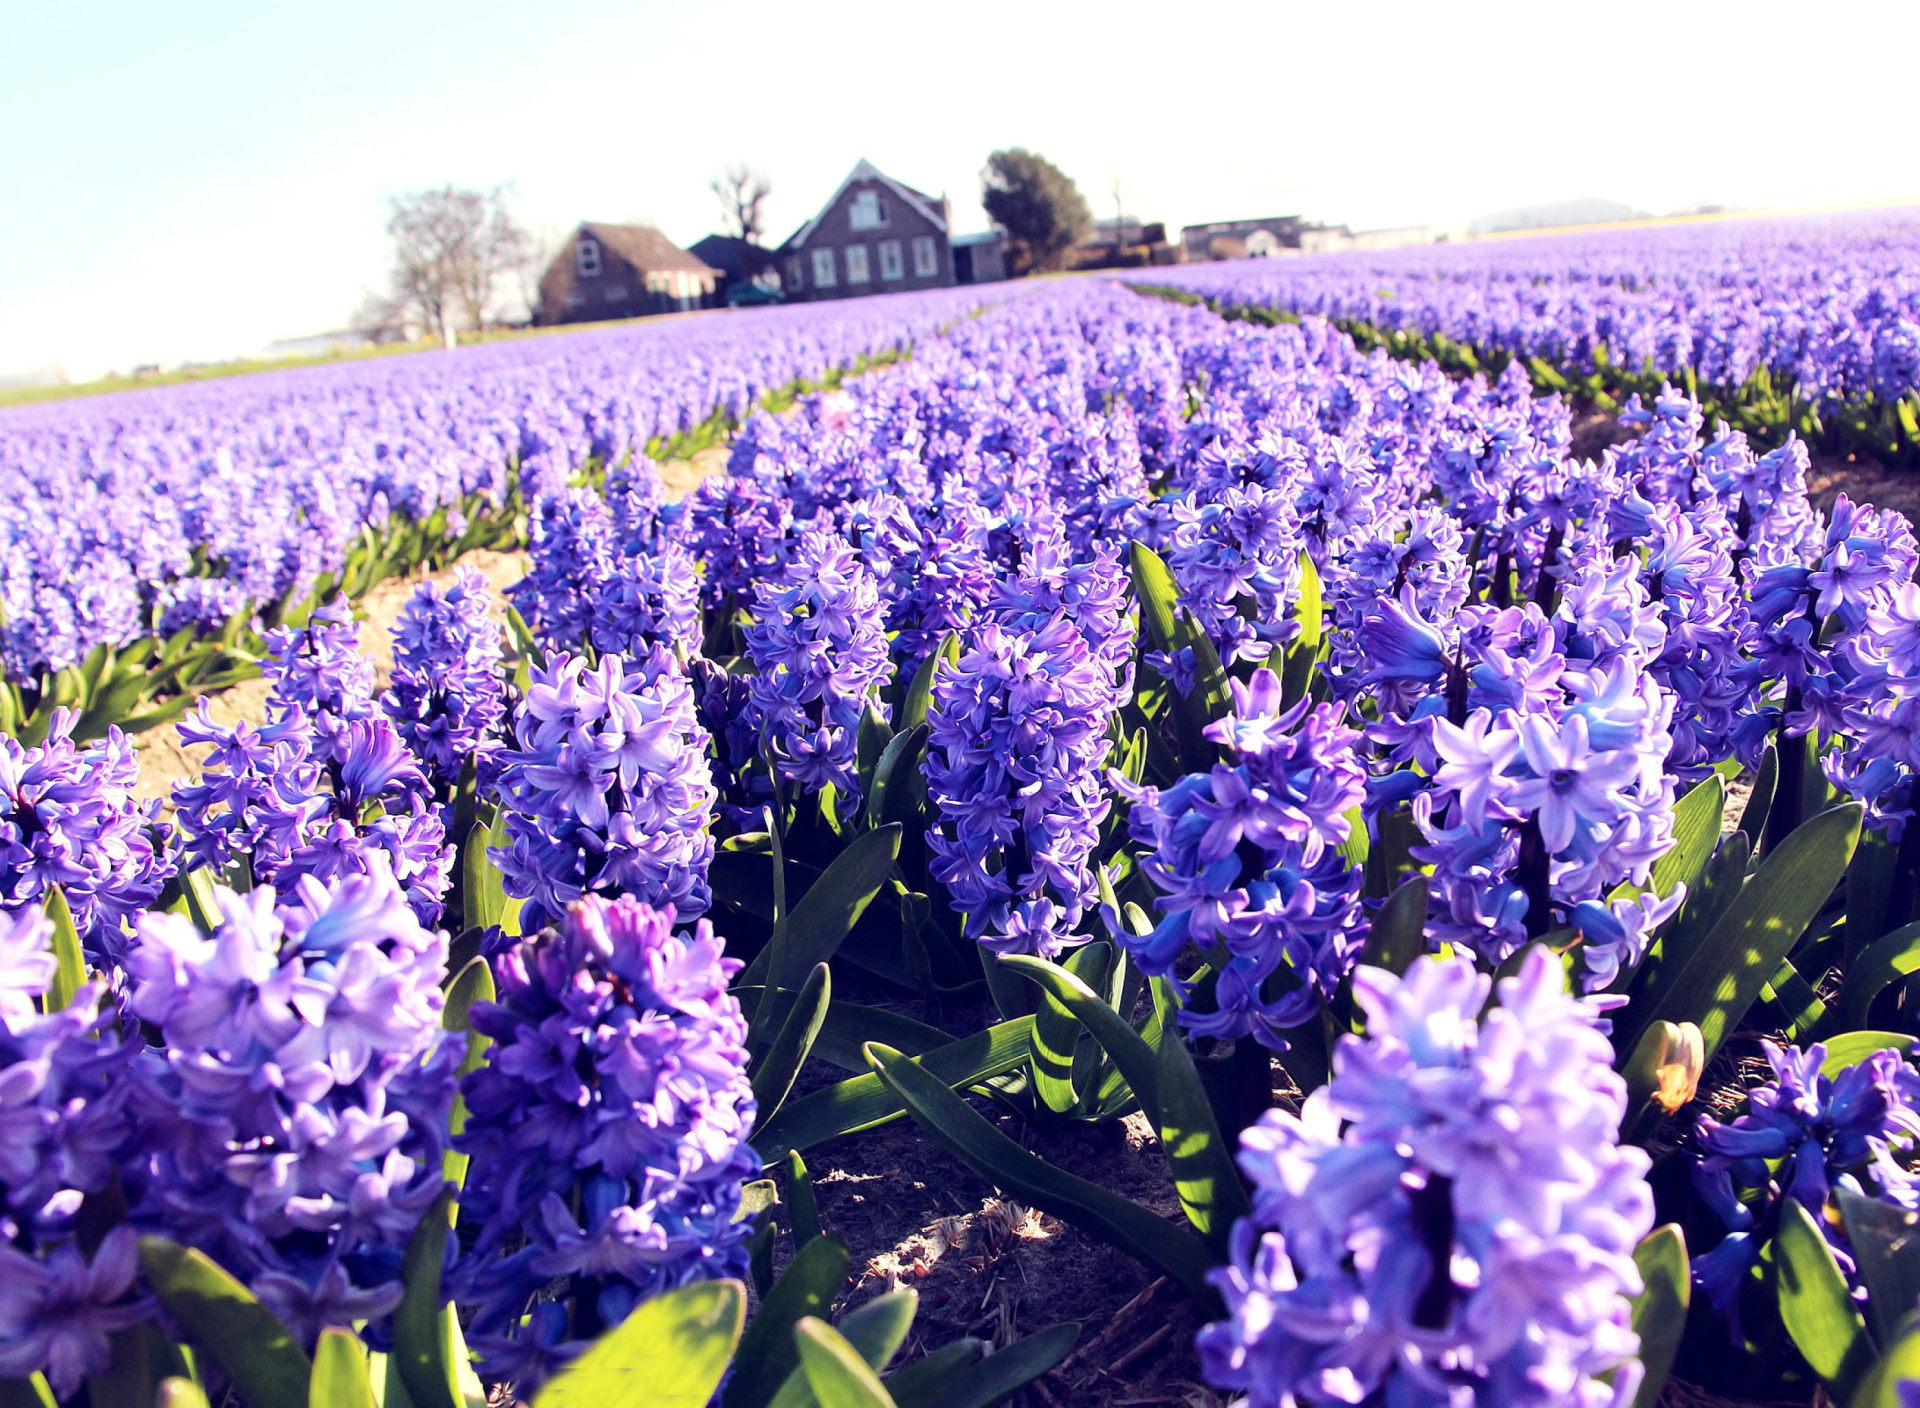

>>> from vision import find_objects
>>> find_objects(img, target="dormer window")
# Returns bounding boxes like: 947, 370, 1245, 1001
849, 190, 889, 231
576, 239, 602, 276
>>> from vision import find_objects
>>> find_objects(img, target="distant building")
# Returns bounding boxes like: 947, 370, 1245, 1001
1074, 216, 1176, 270
951, 231, 1008, 285
1180, 216, 1309, 261
777, 160, 957, 302
689, 234, 779, 302
1182, 216, 1433, 259
534, 223, 719, 326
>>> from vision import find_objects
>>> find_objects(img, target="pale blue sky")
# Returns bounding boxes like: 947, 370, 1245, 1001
3, 0, 1915, 380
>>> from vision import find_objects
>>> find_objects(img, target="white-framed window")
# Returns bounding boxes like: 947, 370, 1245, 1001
845, 244, 871, 283
786, 256, 804, 290
811, 247, 837, 288
912, 236, 939, 277
849, 189, 889, 231
878, 239, 904, 280
576, 239, 602, 276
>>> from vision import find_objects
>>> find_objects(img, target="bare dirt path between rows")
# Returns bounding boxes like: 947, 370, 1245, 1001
129, 441, 731, 804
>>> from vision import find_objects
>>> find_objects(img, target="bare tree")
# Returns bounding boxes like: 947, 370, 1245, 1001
381, 184, 529, 349
709, 163, 773, 245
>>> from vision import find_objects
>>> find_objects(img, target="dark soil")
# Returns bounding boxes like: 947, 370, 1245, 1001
762, 982, 1218, 1407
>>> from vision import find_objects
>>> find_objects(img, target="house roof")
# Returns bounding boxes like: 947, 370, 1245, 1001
579, 223, 718, 275
780, 159, 948, 252
689, 234, 774, 278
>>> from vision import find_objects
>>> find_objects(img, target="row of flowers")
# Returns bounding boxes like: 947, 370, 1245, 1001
1135, 210, 1920, 464
5, 273, 1920, 1407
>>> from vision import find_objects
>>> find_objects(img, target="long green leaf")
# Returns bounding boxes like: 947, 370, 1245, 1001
1029, 943, 1109, 1115
721, 1237, 850, 1408
794, 1320, 894, 1408
1000, 955, 1159, 1125
311, 1329, 377, 1408
1151, 979, 1252, 1246
777, 825, 903, 985
1358, 874, 1428, 982
441, 957, 495, 1189
1778, 1199, 1875, 1396
1636, 773, 1726, 903
735, 990, 953, 1070
881, 1342, 985, 1408
460, 805, 509, 933
1841, 920, 1920, 1029
1840, 1190, 1920, 1352
391, 1190, 460, 1408
1823, 1033, 1917, 1077
865, 725, 929, 835
136, 1237, 312, 1408
865, 1044, 1218, 1305
1616, 804, 1860, 1064
44, 886, 86, 1011
752, 1018, 1035, 1165
1627, 1226, 1689, 1408
768, 1293, 920, 1408
904, 1322, 1079, 1408
753, 964, 833, 1125
1850, 1324, 1920, 1408
536, 1280, 745, 1408
899, 636, 955, 733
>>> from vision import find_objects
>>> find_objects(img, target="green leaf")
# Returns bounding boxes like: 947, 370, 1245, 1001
768, 1292, 920, 1408
1000, 954, 1159, 1126
1334, 804, 1370, 873
441, 957, 495, 1189
1822, 1033, 1917, 1078
1030, 943, 1110, 1115
1778, 1198, 1875, 1395
1840, 920, 1920, 1029
777, 825, 903, 985
787, 1150, 823, 1249
794, 1320, 895, 1408
1358, 874, 1428, 981
1616, 804, 1860, 1064
391, 1189, 461, 1408
312, 1328, 377, 1408
1644, 774, 1726, 902
864, 1043, 1218, 1305
460, 805, 509, 933
864, 725, 929, 834
1850, 1323, 1920, 1408
1281, 552, 1322, 706
1151, 980, 1253, 1246
902, 1322, 1079, 1408
899, 636, 955, 732
1626, 1226, 1689, 1408
753, 964, 833, 1126
1848, 829, 1901, 961
136, 1237, 312, 1408
721, 1237, 850, 1408
1839, 1189, 1920, 1351
535, 1279, 745, 1408
736, 990, 954, 1071
880, 1342, 985, 1408
752, 1018, 1036, 1165
44, 886, 86, 1012
1739, 744, 1779, 847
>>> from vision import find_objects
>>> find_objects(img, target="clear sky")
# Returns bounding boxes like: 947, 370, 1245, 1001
3, 0, 1916, 381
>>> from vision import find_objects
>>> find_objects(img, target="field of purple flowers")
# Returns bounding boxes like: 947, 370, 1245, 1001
6, 262, 1920, 1408
1137, 210, 1920, 466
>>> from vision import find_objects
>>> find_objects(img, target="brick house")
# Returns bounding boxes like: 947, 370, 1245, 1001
777, 160, 955, 302
534, 223, 719, 325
